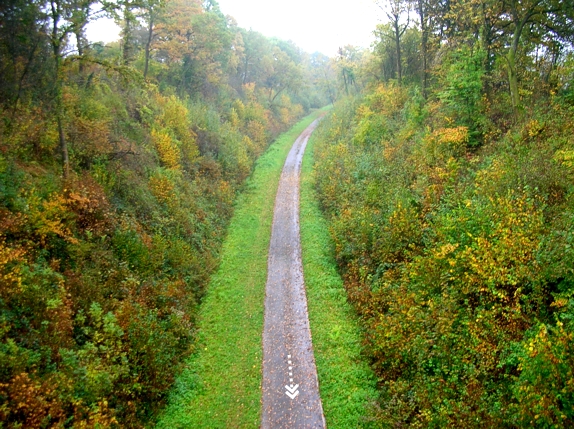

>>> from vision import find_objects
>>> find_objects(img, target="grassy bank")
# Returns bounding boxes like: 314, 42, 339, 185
155, 110, 325, 428
300, 127, 380, 428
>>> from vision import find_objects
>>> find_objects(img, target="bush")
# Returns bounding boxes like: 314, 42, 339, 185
313, 88, 574, 427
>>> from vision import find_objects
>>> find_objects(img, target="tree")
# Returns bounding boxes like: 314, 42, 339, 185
309, 52, 338, 106
338, 47, 356, 94
47, 0, 76, 178
438, 45, 486, 142
109, 0, 139, 65
69, 0, 98, 73
377, 0, 410, 84
0, 0, 49, 112
263, 45, 303, 105
412, 0, 431, 96
239, 29, 271, 85
139, 0, 165, 79
373, 24, 401, 82
498, 0, 574, 113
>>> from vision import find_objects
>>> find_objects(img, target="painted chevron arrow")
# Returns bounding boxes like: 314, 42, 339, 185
285, 384, 299, 399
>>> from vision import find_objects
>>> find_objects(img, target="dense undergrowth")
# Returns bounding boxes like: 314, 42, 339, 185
301, 127, 380, 428
0, 0, 333, 423
313, 85, 574, 427
0, 79, 306, 427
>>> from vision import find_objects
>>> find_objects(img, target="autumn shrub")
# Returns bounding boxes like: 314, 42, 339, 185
0, 52, 307, 426
314, 86, 574, 427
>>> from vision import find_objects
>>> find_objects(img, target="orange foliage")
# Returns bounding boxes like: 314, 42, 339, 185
0, 373, 66, 428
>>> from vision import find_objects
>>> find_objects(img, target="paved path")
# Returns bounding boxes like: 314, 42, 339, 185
261, 120, 326, 429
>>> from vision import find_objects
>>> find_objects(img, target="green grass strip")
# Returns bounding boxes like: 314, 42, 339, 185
156, 110, 325, 428
301, 129, 380, 428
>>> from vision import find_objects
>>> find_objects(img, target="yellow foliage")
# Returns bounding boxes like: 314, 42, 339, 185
382, 141, 397, 161
232, 99, 245, 118
435, 126, 469, 146
246, 120, 267, 154
228, 108, 240, 128
433, 242, 459, 260
27, 191, 77, 245
242, 135, 256, 156
475, 158, 506, 190
155, 95, 199, 164
4, 107, 58, 152
459, 192, 543, 295
217, 180, 233, 206
68, 116, 112, 158
242, 82, 256, 101
335, 142, 348, 157
368, 84, 408, 116
151, 129, 181, 170
412, 127, 468, 172
526, 119, 544, 138
278, 107, 292, 126
149, 173, 176, 207
357, 105, 373, 120
554, 149, 574, 169
0, 239, 26, 296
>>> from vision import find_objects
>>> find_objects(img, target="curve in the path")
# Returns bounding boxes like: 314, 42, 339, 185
261, 120, 326, 429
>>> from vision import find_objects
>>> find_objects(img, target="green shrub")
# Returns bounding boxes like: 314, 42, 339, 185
313, 88, 574, 427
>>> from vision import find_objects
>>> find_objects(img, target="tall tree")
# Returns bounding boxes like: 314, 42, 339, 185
0, 0, 48, 112
239, 29, 271, 85
114, 0, 139, 64
413, 0, 430, 96
337, 45, 364, 94
139, 0, 165, 79
377, 0, 410, 84
69, 0, 96, 73
263, 45, 303, 104
47, 0, 75, 178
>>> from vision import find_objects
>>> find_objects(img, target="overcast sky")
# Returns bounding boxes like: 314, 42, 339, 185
217, 0, 383, 55
87, 0, 384, 57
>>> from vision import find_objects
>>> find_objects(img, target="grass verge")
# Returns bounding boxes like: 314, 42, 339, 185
155, 110, 325, 428
301, 129, 380, 428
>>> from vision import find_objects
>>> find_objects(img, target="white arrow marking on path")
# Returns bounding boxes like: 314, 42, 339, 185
285, 354, 299, 399
285, 384, 300, 399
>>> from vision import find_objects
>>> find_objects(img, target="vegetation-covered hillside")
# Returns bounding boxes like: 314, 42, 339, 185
313, 0, 574, 427
0, 0, 334, 426
3, 0, 574, 427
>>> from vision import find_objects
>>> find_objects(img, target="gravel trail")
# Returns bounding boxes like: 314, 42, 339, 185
261, 119, 326, 429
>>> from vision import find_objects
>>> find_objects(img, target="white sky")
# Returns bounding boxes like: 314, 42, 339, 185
86, 0, 384, 57
217, 0, 383, 55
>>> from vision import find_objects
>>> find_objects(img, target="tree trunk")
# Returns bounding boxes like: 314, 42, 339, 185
75, 27, 85, 74
51, 0, 69, 179
506, 18, 525, 115
122, 3, 136, 65
144, 14, 154, 79
506, 48, 519, 112
54, 60, 69, 179
394, 20, 403, 83
420, 26, 428, 97
57, 111, 69, 179
417, 0, 428, 98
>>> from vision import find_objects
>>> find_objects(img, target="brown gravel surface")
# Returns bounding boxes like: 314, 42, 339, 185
261, 120, 326, 429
